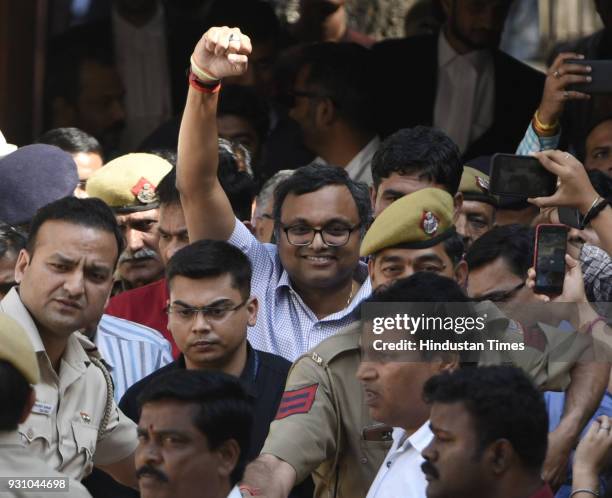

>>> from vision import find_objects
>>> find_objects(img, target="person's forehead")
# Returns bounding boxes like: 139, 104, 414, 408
116, 208, 159, 223
280, 184, 359, 222
159, 203, 185, 224
430, 401, 474, 434
376, 244, 451, 264
460, 200, 495, 216
586, 119, 612, 150
170, 274, 241, 301
379, 172, 443, 193
33, 220, 117, 261
467, 258, 521, 294
140, 400, 200, 430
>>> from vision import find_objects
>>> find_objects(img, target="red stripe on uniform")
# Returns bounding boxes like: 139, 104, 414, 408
275, 384, 318, 420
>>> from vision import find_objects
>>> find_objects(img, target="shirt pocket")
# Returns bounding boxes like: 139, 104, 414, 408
19, 413, 53, 449
71, 421, 98, 477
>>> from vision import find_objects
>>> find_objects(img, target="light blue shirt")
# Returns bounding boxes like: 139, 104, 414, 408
516, 123, 561, 155
228, 219, 372, 361
95, 314, 173, 401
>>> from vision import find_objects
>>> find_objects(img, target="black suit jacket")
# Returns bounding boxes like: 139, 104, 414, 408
372, 34, 545, 160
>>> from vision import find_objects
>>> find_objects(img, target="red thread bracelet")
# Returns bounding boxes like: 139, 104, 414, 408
188, 71, 221, 94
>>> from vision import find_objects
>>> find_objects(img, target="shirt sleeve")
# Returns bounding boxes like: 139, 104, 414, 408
261, 356, 338, 484
515, 123, 561, 155
93, 403, 138, 466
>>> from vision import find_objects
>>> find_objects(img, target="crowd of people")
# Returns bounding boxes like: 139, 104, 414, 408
0, 0, 612, 498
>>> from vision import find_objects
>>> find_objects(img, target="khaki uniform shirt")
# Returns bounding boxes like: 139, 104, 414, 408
0, 288, 138, 481
262, 302, 588, 498
0, 431, 92, 498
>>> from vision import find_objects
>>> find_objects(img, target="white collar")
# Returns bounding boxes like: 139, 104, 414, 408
226, 485, 242, 498
438, 30, 491, 72
393, 421, 433, 453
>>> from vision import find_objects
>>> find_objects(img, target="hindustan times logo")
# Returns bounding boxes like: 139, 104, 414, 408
372, 313, 487, 335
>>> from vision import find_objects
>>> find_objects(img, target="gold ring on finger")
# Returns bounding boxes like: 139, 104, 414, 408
553, 70, 561, 79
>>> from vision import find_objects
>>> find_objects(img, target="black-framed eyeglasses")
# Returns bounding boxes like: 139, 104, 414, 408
474, 282, 526, 303
282, 223, 361, 247
166, 299, 248, 322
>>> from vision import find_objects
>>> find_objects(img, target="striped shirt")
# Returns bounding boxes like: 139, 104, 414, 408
95, 314, 173, 401
228, 219, 372, 361
515, 123, 560, 155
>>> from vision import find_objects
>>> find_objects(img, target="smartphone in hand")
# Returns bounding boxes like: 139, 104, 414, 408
490, 154, 557, 198
566, 59, 612, 94
533, 224, 568, 296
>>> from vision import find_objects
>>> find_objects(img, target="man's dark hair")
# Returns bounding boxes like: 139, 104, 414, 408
443, 231, 465, 266
371, 127, 463, 194
273, 164, 371, 236
423, 365, 548, 472
465, 224, 534, 278
218, 85, 271, 145
166, 240, 252, 300
157, 168, 180, 207
37, 127, 103, 157
138, 369, 252, 486
295, 42, 375, 132
363, 273, 476, 361
0, 361, 31, 430
26, 197, 125, 262
0, 223, 26, 259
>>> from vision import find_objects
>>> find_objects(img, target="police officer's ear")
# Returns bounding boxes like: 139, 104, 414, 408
14, 248, 32, 283
487, 439, 514, 475
454, 260, 468, 288
452, 192, 464, 223
215, 438, 240, 480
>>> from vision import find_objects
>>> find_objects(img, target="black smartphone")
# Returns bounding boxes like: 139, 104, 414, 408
489, 154, 557, 198
557, 206, 582, 229
566, 59, 612, 94
533, 224, 568, 296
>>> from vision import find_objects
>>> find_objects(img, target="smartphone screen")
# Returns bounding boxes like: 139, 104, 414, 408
566, 59, 612, 94
490, 154, 557, 198
534, 225, 568, 296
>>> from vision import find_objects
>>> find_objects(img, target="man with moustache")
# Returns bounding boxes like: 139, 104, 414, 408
135, 370, 251, 498
421, 366, 552, 498
86, 152, 172, 293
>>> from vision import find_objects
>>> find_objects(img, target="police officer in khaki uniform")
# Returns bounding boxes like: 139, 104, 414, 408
455, 166, 497, 249
86, 152, 172, 291
0, 312, 92, 498
241, 188, 604, 498
0, 196, 138, 487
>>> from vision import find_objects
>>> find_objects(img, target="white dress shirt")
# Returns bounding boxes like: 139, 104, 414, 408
366, 423, 433, 498
227, 485, 242, 498
312, 136, 380, 185
433, 31, 495, 154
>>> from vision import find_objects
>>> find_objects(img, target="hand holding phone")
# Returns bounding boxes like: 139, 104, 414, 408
533, 224, 568, 296
490, 154, 557, 198
566, 59, 612, 94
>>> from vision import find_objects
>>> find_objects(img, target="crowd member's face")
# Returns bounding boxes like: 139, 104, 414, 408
584, 119, 612, 177
442, 0, 512, 51
14, 220, 117, 338
422, 401, 489, 498
167, 274, 257, 371
357, 345, 448, 429
117, 209, 164, 288
137, 400, 236, 498
277, 185, 361, 293
73, 152, 104, 198
0, 250, 18, 297
224, 40, 277, 97
455, 200, 495, 250
158, 203, 189, 267
372, 173, 448, 217
289, 65, 327, 154
253, 199, 275, 244
75, 60, 126, 152
368, 245, 466, 290
217, 115, 261, 162
467, 257, 534, 304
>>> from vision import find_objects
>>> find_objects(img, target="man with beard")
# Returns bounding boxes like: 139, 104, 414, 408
372, 0, 544, 159
86, 152, 172, 292
421, 366, 552, 498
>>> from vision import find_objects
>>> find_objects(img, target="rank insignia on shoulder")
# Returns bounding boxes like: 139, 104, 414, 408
275, 384, 319, 420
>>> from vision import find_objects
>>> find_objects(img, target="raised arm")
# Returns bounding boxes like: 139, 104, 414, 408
177, 27, 252, 242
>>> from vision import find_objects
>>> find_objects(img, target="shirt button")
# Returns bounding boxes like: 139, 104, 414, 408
386, 461, 392, 468
360, 457, 368, 464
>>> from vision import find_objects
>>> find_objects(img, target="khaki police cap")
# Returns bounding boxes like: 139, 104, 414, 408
360, 188, 455, 257
86, 153, 172, 213
0, 313, 39, 384
460, 166, 497, 206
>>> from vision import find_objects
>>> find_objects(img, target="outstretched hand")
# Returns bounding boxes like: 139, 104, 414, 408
192, 26, 252, 81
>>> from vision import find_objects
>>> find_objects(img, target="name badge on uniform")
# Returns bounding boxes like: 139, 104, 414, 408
32, 401, 54, 416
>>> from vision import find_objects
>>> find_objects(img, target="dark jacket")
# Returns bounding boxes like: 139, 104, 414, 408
372, 33, 545, 160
